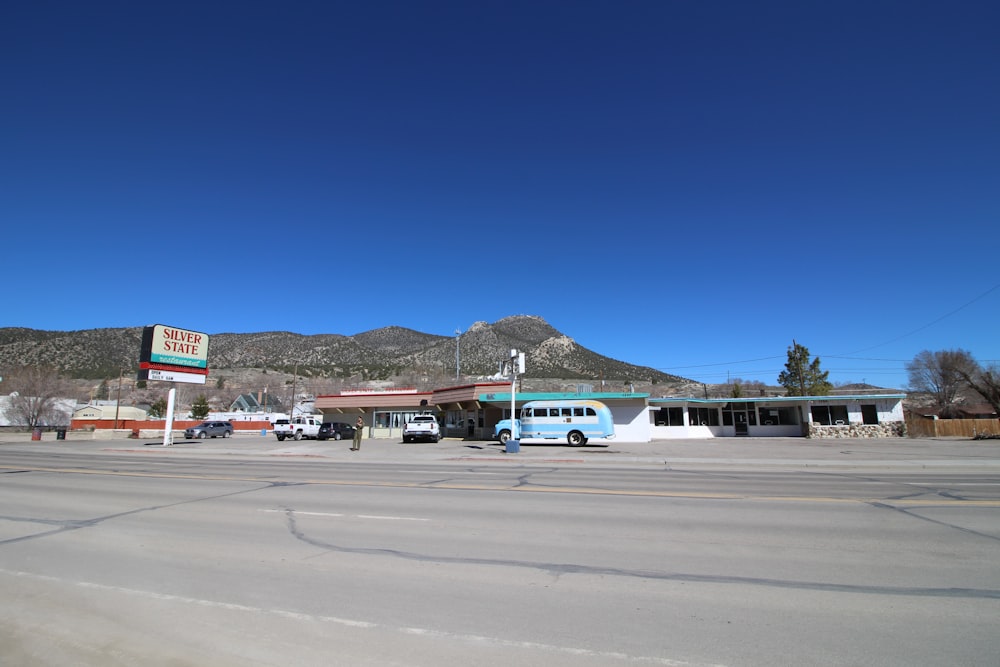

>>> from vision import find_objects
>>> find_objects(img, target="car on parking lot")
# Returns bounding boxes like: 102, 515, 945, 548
184, 421, 234, 439
317, 422, 356, 441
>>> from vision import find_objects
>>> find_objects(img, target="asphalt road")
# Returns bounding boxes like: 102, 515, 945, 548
1, 435, 999, 666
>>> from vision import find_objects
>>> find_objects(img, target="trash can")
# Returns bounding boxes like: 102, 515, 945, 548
56, 428, 67, 440
505, 439, 520, 454
31, 427, 42, 441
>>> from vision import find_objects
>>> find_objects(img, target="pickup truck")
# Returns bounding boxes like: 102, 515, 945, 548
273, 416, 323, 441
402, 414, 441, 443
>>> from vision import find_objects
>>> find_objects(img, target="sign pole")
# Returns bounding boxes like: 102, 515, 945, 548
163, 387, 176, 446
509, 348, 523, 447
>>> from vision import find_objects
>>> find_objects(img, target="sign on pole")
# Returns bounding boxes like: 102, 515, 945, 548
140, 324, 210, 370
138, 324, 212, 447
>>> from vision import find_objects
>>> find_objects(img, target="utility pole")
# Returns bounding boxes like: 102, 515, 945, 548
455, 329, 461, 380
114, 367, 123, 429
793, 339, 806, 396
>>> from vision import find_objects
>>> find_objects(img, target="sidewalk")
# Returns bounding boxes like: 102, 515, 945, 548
4, 430, 1000, 469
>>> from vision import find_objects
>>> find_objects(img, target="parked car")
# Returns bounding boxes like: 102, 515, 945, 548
184, 421, 234, 439
317, 422, 356, 441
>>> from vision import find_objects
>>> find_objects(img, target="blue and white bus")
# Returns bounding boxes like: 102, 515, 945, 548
493, 399, 615, 446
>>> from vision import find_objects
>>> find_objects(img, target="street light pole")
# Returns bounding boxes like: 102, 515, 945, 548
455, 329, 461, 380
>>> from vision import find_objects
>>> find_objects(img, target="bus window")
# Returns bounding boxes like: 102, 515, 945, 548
573, 407, 584, 416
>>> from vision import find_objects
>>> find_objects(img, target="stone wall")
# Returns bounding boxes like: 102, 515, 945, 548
805, 422, 907, 439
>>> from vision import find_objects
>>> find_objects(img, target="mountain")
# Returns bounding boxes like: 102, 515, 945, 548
0, 316, 690, 389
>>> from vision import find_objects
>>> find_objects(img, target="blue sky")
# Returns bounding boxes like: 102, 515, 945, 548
3, 1, 998, 389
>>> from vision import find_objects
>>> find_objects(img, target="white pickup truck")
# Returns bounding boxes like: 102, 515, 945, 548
273, 416, 323, 441
402, 414, 441, 443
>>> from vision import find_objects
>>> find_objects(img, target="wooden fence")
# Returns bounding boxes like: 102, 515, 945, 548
905, 416, 1000, 439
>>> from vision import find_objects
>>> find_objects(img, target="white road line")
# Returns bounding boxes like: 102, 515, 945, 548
0, 568, 715, 666
259, 509, 429, 521
260, 509, 347, 516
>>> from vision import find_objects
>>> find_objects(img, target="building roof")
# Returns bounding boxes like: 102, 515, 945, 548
650, 394, 906, 405
480, 391, 649, 402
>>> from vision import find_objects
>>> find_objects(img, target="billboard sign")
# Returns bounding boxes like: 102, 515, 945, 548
140, 325, 210, 370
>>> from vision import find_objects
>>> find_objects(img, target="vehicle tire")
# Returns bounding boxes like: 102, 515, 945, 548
277, 435, 285, 441
433, 435, 439, 443
293, 431, 302, 441
223, 431, 231, 438
567, 431, 585, 446
403, 436, 411, 443
198, 431, 207, 439
334, 433, 342, 441
497, 429, 511, 445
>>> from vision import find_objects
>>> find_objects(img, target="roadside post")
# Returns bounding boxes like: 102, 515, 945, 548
506, 348, 525, 454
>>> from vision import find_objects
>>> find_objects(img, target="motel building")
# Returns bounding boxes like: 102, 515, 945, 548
314, 382, 907, 442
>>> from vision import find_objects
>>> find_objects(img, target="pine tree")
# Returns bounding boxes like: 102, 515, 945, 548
148, 398, 167, 419
777, 340, 832, 396
190, 395, 210, 420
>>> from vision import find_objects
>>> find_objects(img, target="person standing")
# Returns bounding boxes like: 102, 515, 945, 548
351, 416, 364, 451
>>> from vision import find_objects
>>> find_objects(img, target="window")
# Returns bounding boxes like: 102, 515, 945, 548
654, 407, 684, 426
689, 406, 719, 426
811, 405, 849, 425
573, 407, 584, 417
759, 407, 797, 425
861, 404, 879, 425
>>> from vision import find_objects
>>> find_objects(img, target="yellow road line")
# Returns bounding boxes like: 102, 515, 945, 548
3, 464, 999, 506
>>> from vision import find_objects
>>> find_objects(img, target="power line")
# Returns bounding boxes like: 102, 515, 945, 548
645, 281, 1000, 380
836, 280, 1000, 355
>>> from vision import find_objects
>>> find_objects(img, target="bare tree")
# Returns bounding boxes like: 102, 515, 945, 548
956, 362, 1000, 416
1, 365, 74, 428
905, 349, 979, 417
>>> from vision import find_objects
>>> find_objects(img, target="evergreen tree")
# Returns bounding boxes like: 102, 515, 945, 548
148, 398, 167, 419
95, 378, 109, 401
777, 340, 832, 396
190, 395, 210, 420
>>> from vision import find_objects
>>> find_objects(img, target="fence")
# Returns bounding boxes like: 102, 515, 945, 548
70, 419, 273, 434
905, 416, 1000, 438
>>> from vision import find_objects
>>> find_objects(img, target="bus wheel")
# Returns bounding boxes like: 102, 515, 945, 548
498, 429, 511, 445
567, 431, 585, 446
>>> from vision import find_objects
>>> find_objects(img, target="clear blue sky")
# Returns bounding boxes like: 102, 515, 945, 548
3, 1, 998, 389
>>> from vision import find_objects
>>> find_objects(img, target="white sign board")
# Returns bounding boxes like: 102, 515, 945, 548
145, 368, 207, 385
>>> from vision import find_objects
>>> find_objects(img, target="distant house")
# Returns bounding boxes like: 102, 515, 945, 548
72, 403, 148, 421
230, 392, 284, 413
908, 403, 998, 420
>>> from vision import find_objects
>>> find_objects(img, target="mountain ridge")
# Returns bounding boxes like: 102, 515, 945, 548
0, 316, 690, 390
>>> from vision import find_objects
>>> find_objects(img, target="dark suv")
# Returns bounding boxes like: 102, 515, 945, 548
184, 421, 234, 439
317, 422, 355, 441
